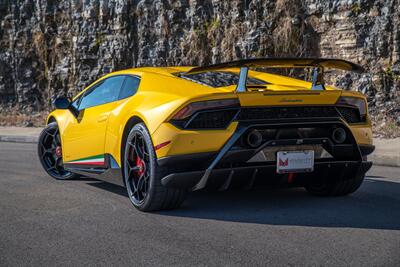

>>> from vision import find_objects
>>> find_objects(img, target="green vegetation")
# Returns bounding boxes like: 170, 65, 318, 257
193, 17, 220, 37
92, 33, 105, 52
351, 3, 361, 16
384, 66, 399, 81
205, 17, 221, 33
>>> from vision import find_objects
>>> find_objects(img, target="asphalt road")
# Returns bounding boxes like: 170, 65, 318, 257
0, 142, 399, 266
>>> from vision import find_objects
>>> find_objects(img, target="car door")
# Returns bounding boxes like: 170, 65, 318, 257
104, 75, 141, 162
62, 75, 126, 166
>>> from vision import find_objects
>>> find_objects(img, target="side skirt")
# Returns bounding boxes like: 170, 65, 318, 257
64, 154, 124, 187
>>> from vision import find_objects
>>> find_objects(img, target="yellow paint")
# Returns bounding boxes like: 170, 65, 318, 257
46, 66, 373, 167
152, 122, 238, 158
348, 117, 373, 145
62, 101, 118, 161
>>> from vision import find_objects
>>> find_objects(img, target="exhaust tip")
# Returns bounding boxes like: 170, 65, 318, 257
245, 129, 263, 148
332, 127, 347, 143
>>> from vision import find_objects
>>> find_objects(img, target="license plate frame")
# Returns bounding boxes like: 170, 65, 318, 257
276, 150, 314, 174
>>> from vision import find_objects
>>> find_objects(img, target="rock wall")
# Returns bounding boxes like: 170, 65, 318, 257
0, 0, 399, 127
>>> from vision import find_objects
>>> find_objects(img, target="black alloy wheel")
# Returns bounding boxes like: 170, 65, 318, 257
38, 122, 77, 180
124, 123, 186, 211
125, 129, 151, 205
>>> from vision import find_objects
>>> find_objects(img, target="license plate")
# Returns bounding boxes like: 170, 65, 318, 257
276, 150, 314, 174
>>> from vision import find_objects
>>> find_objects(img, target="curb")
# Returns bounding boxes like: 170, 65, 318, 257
0, 135, 398, 167
369, 154, 400, 168
0, 135, 38, 144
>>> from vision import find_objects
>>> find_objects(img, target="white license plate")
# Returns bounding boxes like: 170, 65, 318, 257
276, 150, 314, 174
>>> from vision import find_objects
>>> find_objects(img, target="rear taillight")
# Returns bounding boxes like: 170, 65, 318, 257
170, 98, 240, 129
336, 96, 367, 121
172, 99, 240, 120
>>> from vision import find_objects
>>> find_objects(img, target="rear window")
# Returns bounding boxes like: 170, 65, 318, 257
177, 71, 268, 88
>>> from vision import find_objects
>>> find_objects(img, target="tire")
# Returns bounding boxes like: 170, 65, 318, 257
123, 123, 186, 211
37, 122, 78, 180
305, 172, 365, 196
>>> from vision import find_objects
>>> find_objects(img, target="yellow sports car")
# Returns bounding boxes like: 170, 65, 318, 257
38, 58, 374, 211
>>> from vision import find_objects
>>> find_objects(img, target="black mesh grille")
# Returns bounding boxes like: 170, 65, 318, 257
336, 107, 361, 123
171, 106, 364, 130
174, 109, 239, 129
238, 106, 363, 123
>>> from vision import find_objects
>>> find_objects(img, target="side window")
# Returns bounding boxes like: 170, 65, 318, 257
79, 76, 125, 110
119, 76, 140, 100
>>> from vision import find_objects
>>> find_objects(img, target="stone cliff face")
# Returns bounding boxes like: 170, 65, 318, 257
0, 0, 399, 132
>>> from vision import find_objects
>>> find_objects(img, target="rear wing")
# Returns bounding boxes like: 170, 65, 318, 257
185, 58, 365, 91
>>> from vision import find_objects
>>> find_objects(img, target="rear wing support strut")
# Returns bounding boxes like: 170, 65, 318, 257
236, 67, 249, 92
311, 67, 325, 90
235, 66, 326, 92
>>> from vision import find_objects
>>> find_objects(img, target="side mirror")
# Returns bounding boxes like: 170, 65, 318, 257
53, 97, 71, 109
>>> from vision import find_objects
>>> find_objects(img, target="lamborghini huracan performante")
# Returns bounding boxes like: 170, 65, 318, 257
38, 58, 374, 211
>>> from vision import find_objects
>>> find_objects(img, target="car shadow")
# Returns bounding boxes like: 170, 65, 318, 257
88, 180, 128, 197
87, 177, 400, 231
70, 176, 98, 182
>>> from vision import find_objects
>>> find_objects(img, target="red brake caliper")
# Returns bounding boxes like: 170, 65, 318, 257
55, 146, 62, 158
135, 155, 145, 177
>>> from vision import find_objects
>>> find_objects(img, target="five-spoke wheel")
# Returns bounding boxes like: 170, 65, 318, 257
37, 122, 77, 180
124, 123, 186, 211
125, 130, 151, 205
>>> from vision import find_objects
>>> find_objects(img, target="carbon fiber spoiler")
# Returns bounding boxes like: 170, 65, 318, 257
186, 58, 365, 74
185, 58, 365, 91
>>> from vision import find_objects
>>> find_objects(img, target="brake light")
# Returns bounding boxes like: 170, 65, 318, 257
336, 96, 367, 119
172, 98, 240, 120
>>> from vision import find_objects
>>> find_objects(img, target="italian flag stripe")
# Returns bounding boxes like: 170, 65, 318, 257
67, 154, 105, 166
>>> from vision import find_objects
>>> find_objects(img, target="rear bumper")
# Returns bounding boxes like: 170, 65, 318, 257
161, 160, 372, 189
158, 118, 373, 191
158, 151, 216, 167
157, 143, 375, 168
359, 144, 375, 156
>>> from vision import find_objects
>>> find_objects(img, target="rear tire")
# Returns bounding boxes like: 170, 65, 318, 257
305, 172, 365, 196
123, 123, 186, 211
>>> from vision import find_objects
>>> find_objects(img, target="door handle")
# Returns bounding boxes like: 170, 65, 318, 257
97, 115, 108, 123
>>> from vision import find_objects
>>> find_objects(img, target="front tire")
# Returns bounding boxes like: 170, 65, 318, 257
305, 172, 365, 196
37, 122, 78, 180
123, 123, 186, 211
